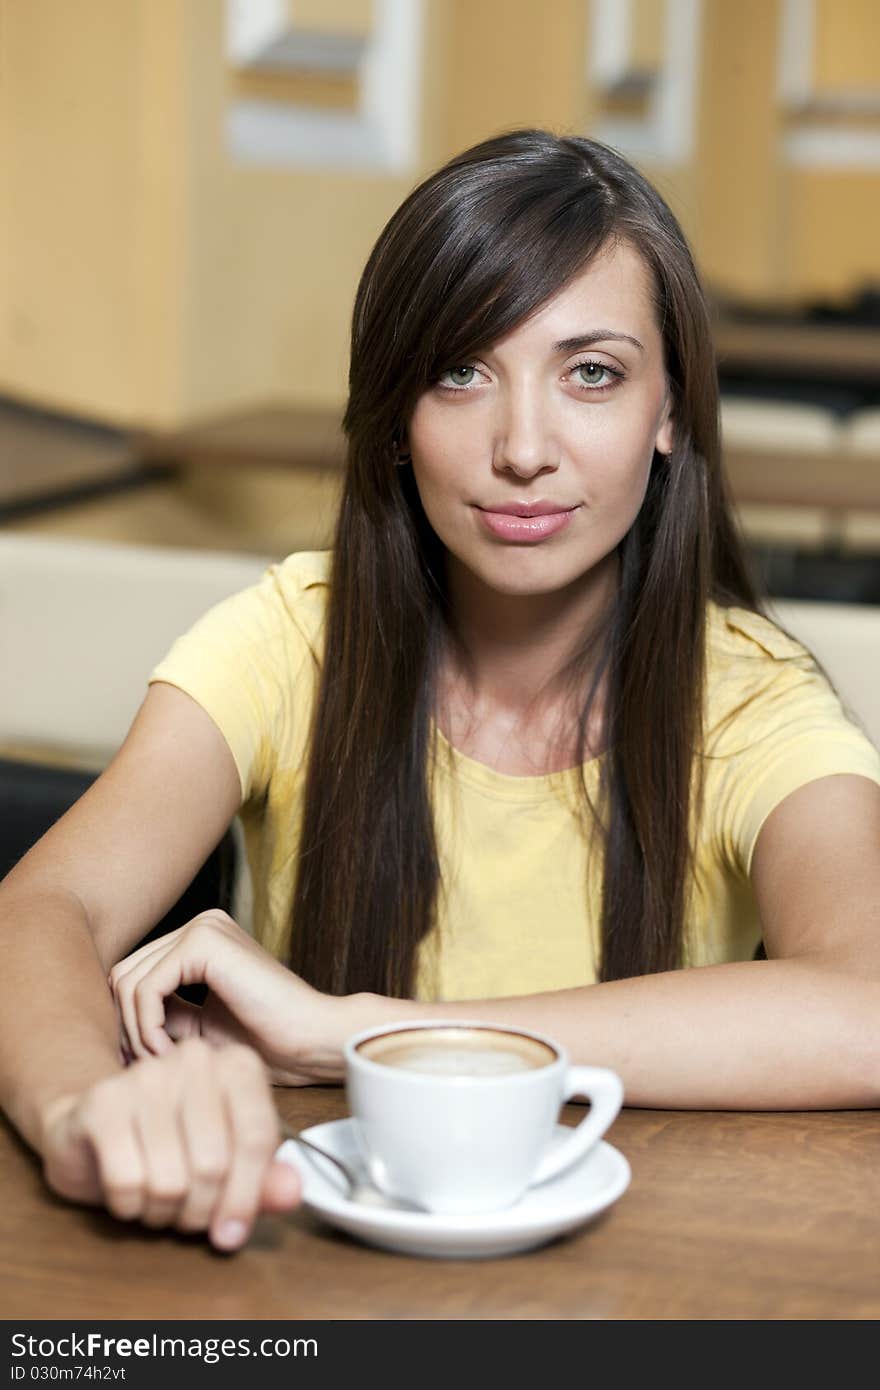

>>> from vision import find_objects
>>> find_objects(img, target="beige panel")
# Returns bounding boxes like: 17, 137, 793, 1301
178, 0, 417, 419
226, 67, 360, 110
0, 0, 144, 420
131, 0, 191, 429
787, 170, 880, 297
599, 88, 653, 120
631, 0, 666, 73
692, 0, 786, 298
445, 0, 590, 155
0, 0, 420, 428
418, 0, 456, 171
284, 0, 374, 36
0, 0, 192, 428
13, 0, 880, 434
812, 0, 880, 92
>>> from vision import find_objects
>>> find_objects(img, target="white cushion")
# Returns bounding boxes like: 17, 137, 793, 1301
769, 597, 880, 749
721, 398, 840, 453
844, 408, 880, 455
734, 504, 829, 548
0, 535, 270, 764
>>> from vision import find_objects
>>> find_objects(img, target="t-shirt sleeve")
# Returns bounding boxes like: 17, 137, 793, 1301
148, 560, 321, 803
707, 611, 880, 878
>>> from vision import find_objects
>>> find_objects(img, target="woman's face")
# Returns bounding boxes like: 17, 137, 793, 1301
406, 240, 674, 600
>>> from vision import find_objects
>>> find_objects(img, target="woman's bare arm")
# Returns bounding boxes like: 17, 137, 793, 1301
114, 773, 880, 1111
0, 683, 300, 1249
0, 681, 241, 1145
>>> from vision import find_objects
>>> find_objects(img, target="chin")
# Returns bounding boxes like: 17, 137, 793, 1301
468, 550, 594, 599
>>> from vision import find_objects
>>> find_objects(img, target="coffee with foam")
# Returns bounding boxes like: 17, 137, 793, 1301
346, 1020, 624, 1214
356, 1025, 556, 1077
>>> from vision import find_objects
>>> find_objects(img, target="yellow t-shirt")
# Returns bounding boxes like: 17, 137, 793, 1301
149, 550, 880, 999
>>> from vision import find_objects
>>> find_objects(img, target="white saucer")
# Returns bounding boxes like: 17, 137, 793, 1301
276, 1118, 630, 1259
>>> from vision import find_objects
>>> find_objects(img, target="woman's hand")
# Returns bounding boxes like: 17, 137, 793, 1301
39, 1038, 300, 1250
109, 911, 352, 1085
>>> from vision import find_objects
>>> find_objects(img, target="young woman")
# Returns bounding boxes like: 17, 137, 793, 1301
2, 130, 879, 1254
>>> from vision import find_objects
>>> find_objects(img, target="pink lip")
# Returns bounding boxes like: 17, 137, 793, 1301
479, 501, 577, 517
475, 504, 579, 543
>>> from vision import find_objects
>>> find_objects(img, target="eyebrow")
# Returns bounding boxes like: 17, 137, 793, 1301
553, 331, 645, 353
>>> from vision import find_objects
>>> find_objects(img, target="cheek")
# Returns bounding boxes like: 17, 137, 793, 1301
408, 397, 451, 457
571, 418, 656, 510
409, 409, 476, 497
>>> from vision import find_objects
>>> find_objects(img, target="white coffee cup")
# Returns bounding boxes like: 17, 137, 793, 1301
344, 1020, 624, 1215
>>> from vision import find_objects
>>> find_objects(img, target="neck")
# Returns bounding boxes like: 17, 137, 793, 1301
441, 552, 617, 715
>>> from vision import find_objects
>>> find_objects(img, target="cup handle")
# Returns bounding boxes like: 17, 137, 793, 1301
530, 1065, 624, 1186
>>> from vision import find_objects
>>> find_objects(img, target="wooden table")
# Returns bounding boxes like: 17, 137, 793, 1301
1, 1089, 878, 1321
712, 318, 880, 382
0, 397, 169, 522
138, 405, 346, 472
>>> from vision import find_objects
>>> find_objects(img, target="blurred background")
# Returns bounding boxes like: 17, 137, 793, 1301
2, 0, 879, 576
1, 1, 879, 797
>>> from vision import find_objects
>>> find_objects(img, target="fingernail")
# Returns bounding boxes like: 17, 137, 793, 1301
215, 1220, 247, 1249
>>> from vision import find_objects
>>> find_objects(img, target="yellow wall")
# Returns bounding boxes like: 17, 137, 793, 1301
180, 2, 407, 421
788, 171, 880, 299
693, 0, 786, 299
1, 0, 878, 432
1, 0, 154, 422
442, 0, 589, 153
813, 0, 880, 91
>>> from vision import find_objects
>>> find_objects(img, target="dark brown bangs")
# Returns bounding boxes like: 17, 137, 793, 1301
416, 193, 619, 391
346, 162, 622, 440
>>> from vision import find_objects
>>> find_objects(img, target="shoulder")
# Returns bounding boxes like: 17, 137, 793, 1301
256, 550, 332, 655
701, 601, 880, 875
706, 601, 813, 667
703, 599, 841, 744
149, 551, 333, 800
150, 550, 333, 690
704, 600, 818, 704
195, 550, 332, 667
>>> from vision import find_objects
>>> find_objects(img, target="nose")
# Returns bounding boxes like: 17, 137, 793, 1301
492, 385, 560, 480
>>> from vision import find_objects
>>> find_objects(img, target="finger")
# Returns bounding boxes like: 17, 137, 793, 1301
42, 1096, 107, 1208
260, 1157, 302, 1213
164, 996, 205, 1043
111, 954, 172, 1061
132, 1063, 188, 1228
175, 1044, 230, 1233
209, 1047, 278, 1251
108, 925, 199, 1054
130, 934, 218, 1057
112, 928, 181, 975
74, 1083, 147, 1220
109, 986, 135, 1066
108, 927, 184, 1004
111, 912, 235, 983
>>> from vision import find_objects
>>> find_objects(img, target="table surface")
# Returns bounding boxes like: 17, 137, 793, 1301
712, 318, 880, 379
0, 398, 161, 519
2, 1087, 878, 1321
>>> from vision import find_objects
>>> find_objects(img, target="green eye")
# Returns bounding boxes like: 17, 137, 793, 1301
444, 366, 476, 387
576, 362, 610, 386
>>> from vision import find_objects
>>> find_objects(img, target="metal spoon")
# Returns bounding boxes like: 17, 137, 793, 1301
278, 1121, 429, 1213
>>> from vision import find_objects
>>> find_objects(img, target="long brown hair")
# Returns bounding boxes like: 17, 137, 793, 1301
289, 128, 760, 994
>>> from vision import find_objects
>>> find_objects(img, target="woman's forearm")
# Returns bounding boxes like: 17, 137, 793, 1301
0, 885, 123, 1150
104, 914, 880, 1110
355, 958, 880, 1110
